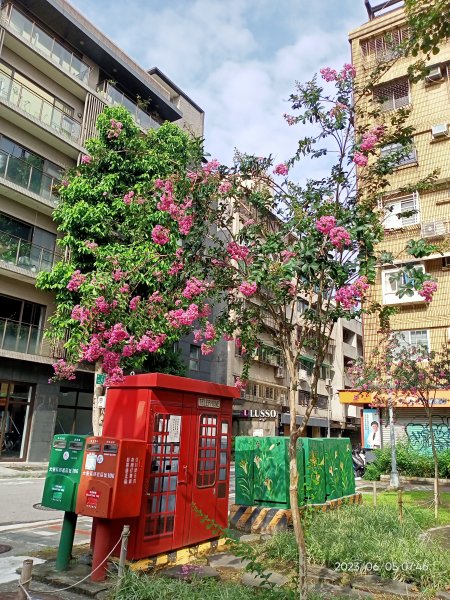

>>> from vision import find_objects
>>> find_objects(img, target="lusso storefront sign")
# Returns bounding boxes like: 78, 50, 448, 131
241, 409, 278, 418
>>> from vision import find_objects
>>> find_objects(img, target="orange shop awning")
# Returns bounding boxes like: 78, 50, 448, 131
338, 389, 450, 409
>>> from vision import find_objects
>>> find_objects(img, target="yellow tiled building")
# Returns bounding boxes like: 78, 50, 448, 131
350, 2, 450, 358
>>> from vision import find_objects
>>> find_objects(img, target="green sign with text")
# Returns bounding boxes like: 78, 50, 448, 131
95, 373, 106, 385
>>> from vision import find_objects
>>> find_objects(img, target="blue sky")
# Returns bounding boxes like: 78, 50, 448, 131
71, 0, 368, 165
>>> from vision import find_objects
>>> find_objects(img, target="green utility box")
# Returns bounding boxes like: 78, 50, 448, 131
235, 436, 355, 508
235, 436, 305, 509
42, 434, 87, 511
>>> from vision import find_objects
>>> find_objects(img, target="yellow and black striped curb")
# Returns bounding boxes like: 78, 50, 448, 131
229, 493, 362, 533
130, 538, 228, 572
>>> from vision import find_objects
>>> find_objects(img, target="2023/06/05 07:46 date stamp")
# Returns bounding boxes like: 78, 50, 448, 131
334, 562, 429, 573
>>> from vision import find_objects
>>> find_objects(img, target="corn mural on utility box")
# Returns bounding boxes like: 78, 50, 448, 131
235, 436, 354, 508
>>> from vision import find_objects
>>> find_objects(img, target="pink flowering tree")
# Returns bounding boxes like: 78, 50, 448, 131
348, 333, 450, 516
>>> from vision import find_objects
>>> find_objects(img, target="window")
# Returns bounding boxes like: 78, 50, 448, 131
384, 194, 419, 229
320, 364, 333, 380
394, 330, 430, 352
380, 143, 417, 167
361, 27, 410, 61
382, 265, 425, 305
55, 389, 92, 435
197, 415, 217, 487
300, 357, 314, 376
298, 299, 309, 314
189, 345, 200, 371
374, 78, 410, 111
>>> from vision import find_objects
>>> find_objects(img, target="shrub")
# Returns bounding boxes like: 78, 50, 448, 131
363, 442, 450, 480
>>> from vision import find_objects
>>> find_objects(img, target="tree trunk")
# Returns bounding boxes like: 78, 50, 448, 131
388, 404, 399, 490
287, 360, 307, 600
428, 411, 440, 516
92, 359, 104, 436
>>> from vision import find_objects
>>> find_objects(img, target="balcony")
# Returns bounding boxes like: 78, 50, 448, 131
0, 149, 59, 205
0, 317, 44, 356
97, 81, 160, 132
1, 4, 91, 86
0, 71, 81, 144
0, 231, 60, 277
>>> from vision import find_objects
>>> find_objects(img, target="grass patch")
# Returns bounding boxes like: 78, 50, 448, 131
114, 570, 342, 600
256, 504, 450, 592
362, 490, 450, 527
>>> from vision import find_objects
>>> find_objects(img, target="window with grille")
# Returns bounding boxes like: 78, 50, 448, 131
197, 414, 217, 487
394, 330, 430, 351
384, 193, 420, 228
374, 78, 410, 111
361, 27, 410, 61
382, 265, 425, 304
144, 414, 180, 538
380, 143, 417, 167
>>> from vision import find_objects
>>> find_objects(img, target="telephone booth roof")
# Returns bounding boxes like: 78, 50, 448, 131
107, 373, 239, 399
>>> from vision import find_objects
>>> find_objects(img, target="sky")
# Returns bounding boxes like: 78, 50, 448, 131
70, 0, 369, 166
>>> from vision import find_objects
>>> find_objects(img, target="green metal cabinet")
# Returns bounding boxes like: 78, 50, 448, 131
302, 438, 326, 504
235, 436, 256, 506
42, 434, 87, 512
338, 438, 356, 496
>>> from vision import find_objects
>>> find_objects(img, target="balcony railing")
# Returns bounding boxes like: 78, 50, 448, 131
0, 149, 59, 202
97, 81, 160, 132
0, 317, 44, 355
1, 4, 91, 85
0, 230, 60, 274
0, 71, 81, 143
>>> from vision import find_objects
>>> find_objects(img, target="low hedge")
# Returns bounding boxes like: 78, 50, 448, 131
364, 442, 450, 481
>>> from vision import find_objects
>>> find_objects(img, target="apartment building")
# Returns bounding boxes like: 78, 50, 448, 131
341, 0, 450, 450
0, 0, 204, 461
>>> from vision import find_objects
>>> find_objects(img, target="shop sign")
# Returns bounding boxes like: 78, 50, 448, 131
241, 409, 278, 418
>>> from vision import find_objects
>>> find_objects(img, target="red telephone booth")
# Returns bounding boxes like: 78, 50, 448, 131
101, 373, 237, 559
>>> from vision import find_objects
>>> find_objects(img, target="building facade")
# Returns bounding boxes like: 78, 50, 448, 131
0, 0, 203, 461
342, 0, 450, 449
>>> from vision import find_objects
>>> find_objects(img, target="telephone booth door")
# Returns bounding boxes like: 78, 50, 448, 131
134, 395, 232, 558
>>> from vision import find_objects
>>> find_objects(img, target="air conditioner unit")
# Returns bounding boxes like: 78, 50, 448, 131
279, 394, 287, 404
275, 366, 285, 379
426, 65, 443, 82
431, 124, 449, 139
421, 221, 447, 239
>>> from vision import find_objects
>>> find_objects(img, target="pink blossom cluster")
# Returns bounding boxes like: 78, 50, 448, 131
193, 329, 203, 343
227, 242, 250, 262
218, 180, 232, 194
51, 359, 76, 382
329, 102, 347, 118
182, 277, 208, 299
204, 322, 216, 341
239, 281, 257, 297
335, 276, 369, 310
167, 303, 200, 328
104, 323, 130, 346
341, 63, 356, 79
129, 296, 141, 310
273, 163, 289, 176
152, 225, 170, 245
201, 343, 215, 355
283, 113, 296, 126
168, 261, 184, 275
156, 179, 195, 236
136, 333, 167, 353
418, 280, 437, 303
329, 226, 351, 250
95, 296, 111, 314
81, 155, 91, 164
123, 190, 134, 205
113, 269, 126, 281
71, 304, 91, 324
148, 291, 163, 304
353, 152, 368, 167
315, 216, 336, 234
234, 377, 247, 391
107, 119, 123, 139
84, 241, 98, 250
202, 159, 221, 175
320, 67, 338, 82
67, 270, 87, 291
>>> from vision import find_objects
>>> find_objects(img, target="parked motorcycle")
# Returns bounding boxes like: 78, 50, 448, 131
352, 445, 366, 478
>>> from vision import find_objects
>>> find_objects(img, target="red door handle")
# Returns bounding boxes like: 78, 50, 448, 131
178, 465, 188, 484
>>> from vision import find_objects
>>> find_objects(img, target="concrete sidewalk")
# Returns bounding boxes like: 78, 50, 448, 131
0, 463, 48, 478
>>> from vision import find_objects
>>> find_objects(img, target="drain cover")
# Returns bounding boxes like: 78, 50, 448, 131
0, 544, 11, 554
33, 503, 58, 512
